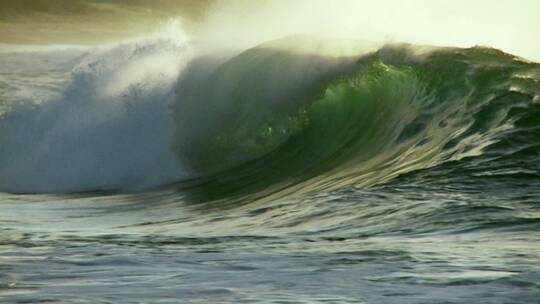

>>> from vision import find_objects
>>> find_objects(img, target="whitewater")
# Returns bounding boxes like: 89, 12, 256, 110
1, 24, 539, 303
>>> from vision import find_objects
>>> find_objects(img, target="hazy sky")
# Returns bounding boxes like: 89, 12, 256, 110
1, 0, 539, 61
0, 0, 211, 44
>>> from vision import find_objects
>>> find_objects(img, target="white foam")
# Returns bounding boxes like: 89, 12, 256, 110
0, 22, 192, 193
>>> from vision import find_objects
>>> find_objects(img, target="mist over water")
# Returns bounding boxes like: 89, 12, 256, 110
1, 3, 540, 303
1, 0, 539, 61
191, 0, 540, 61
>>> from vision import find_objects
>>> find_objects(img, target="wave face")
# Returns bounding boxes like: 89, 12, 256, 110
171, 41, 540, 203
1, 34, 540, 303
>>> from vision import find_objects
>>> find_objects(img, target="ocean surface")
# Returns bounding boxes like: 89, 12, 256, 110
1, 31, 539, 303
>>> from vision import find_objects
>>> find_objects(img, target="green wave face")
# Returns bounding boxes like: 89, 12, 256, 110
173, 42, 540, 203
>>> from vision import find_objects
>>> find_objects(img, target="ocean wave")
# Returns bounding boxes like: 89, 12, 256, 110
0, 33, 539, 196
171, 43, 540, 202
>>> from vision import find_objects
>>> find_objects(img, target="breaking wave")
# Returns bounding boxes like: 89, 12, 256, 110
0, 30, 539, 197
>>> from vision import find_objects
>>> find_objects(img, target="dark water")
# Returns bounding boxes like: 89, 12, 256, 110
1, 36, 540, 303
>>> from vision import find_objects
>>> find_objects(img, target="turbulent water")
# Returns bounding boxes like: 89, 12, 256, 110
1, 30, 540, 303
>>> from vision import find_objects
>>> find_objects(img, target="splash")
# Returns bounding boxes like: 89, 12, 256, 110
0, 21, 191, 193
